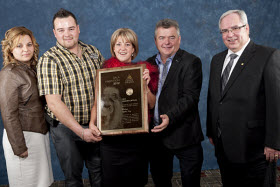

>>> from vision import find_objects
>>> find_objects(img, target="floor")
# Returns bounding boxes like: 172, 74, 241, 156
1, 168, 279, 187
49, 170, 222, 187
51, 168, 280, 187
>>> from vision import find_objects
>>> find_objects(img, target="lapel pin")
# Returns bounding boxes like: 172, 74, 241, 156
241, 63, 244, 66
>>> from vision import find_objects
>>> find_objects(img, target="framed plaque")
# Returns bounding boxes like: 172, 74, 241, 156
96, 64, 148, 135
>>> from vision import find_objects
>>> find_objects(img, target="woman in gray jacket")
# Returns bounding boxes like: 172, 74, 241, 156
0, 26, 53, 187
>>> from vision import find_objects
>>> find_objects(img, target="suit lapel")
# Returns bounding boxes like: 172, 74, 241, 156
221, 41, 256, 98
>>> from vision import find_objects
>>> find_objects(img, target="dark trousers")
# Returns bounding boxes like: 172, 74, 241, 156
216, 138, 276, 187
149, 138, 203, 187
50, 122, 102, 187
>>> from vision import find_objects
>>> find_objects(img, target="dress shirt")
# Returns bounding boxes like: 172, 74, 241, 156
153, 53, 175, 126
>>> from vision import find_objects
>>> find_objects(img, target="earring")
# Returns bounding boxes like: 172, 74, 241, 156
132, 54, 134, 57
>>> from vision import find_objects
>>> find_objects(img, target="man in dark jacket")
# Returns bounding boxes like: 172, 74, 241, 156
147, 18, 204, 187
207, 9, 280, 187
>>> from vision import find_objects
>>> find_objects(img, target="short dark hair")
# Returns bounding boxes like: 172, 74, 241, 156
52, 8, 78, 29
155, 18, 180, 38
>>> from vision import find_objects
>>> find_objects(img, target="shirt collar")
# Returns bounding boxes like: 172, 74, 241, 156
56, 40, 86, 54
14, 60, 36, 74
227, 38, 251, 57
155, 53, 176, 65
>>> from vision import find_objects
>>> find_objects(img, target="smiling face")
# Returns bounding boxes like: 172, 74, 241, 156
220, 13, 250, 52
53, 16, 80, 52
155, 26, 181, 63
113, 36, 135, 63
12, 35, 34, 65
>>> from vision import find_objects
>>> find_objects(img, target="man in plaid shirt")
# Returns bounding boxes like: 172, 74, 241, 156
37, 8, 104, 187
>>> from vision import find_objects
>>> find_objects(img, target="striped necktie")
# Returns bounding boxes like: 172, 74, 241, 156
161, 60, 171, 88
221, 54, 238, 92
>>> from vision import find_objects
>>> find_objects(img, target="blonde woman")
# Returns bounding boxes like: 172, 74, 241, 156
0, 26, 53, 187
90, 28, 159, 187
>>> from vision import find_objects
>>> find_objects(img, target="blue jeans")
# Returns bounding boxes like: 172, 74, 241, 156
50, 122, 102, 187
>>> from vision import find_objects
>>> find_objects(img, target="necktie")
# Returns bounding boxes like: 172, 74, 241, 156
161, 60, 171, 88
153, 60, 170, 126
221, 54, 238, 92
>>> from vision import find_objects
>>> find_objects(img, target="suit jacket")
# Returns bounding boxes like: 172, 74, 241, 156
207, 41, 280, 163
147, 49, 204, 149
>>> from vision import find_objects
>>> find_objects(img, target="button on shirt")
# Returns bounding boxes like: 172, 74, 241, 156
154, 53, 175, 126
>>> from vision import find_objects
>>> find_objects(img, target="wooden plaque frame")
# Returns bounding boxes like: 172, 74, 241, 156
96, 64, 148, 135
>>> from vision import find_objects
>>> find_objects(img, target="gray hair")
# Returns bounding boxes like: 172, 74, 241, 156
154, 18, 180, 38
219, 10, 248, 29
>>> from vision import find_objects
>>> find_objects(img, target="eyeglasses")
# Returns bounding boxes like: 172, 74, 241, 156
220, 25, 246, 35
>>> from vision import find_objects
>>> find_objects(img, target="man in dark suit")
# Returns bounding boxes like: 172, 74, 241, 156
147, 18, 204, 187
207, 9, 280, 187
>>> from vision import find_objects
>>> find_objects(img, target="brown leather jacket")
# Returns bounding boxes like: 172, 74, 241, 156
0, 62, 48, 156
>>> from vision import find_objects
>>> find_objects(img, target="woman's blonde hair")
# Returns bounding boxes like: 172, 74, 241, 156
110, 28, 139, 60
1, 26, 39, 67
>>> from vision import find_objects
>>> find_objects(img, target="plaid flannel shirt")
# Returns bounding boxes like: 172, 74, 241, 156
37, 41, 104, 124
